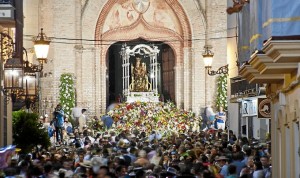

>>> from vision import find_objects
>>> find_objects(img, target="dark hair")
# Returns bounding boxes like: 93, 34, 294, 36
100, 165, 109, 173
228, 164, 237, 175
254, 161, 263, 170
260, 155, 270, 160
44, 162, 53, 174
232, 152, 244, 161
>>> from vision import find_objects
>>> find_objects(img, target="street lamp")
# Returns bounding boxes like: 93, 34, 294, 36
21, 49, 39, 110
3, 57, 23, 102
202, 46, 228, 76
1, 29, 48, 108
33, 28, 51, 69
1, 32, 23, 102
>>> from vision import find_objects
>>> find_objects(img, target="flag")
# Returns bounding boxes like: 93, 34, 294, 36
0, 145, 16, 169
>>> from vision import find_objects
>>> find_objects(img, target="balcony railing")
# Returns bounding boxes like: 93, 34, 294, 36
230, 76, 260, 102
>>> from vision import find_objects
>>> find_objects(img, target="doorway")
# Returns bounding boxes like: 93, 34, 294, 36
106, 40, 175, 106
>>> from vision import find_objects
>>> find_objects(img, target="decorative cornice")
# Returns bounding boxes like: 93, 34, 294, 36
263, 40, 300, 63
250, 53, 298, 74
248, 73, 284, 84
239, 64, 285, 84
239, 64, 258, 80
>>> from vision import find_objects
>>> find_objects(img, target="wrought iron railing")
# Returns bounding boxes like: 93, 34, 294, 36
230, 77, 258, 101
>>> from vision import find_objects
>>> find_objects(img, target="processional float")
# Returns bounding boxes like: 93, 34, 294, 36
120, 43, 160, 103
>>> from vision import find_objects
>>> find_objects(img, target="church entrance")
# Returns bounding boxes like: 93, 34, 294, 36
107, 40, 175, 106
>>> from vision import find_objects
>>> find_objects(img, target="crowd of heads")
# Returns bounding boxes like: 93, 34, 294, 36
1, 123, 272, 178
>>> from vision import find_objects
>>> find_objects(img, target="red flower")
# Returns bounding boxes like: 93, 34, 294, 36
126, 104, 133, 110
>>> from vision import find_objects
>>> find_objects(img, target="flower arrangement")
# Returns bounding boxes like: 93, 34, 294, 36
104, 101, 202, 136
215, 74, 228, 110
59, 73, 75, 118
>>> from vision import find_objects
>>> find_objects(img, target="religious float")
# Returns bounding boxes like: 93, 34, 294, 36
120, 43, 160, 103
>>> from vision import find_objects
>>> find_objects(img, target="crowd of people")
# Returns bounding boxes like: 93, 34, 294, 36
1, 103, 272, 178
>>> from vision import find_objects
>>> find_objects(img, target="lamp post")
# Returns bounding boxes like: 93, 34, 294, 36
33, 28, 50, 69
202, 46, 229, 76
33, 28, 50, 115
1, 28, 50, 110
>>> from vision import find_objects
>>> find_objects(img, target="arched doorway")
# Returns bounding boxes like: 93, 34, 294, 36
107, 40, 175, 106
94, 0, 193, 112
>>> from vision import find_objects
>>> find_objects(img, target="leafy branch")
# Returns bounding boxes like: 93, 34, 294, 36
59, 73, 75, 118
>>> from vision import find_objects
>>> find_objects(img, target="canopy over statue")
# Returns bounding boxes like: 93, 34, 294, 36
130, 57, 151, 92
120, 43, 160, 103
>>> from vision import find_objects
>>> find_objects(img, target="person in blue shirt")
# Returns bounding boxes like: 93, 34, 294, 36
216, 106, 226, 130
52, 104, 65, 143
215, 156, 229, 177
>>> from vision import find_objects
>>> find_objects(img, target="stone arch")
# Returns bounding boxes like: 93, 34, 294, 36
94, 0, 194, 107
99, 15, 183, 63
95, 0, 192, 64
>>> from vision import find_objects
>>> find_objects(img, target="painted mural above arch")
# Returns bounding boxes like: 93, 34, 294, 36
102, 0, 182, 35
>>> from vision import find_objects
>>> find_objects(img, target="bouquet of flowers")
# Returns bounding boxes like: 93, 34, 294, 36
105, 101, 202, 135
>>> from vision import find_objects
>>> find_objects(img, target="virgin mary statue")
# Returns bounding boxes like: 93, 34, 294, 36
129, 57, 151, 92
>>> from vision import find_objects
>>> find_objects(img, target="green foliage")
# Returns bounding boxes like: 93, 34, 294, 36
59, 73, 75, 118
216, 74, 228, 110
12, 111, 50, 153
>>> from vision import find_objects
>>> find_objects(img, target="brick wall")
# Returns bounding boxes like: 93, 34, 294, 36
24, 0, 228, 117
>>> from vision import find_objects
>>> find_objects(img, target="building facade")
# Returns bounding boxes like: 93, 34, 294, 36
22, 0, 228, 118
235, 0, 300, 177
0, 0, 23, 146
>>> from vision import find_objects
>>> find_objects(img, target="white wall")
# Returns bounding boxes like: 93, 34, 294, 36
228, 103, 239, 135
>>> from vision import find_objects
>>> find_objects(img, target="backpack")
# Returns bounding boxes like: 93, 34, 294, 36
48, 126, 54, 137
66, 126, 73, 134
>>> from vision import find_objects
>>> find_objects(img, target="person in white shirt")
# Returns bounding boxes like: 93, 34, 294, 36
64, 116, 73, 134
215, 106, 227, 130
78, 109, 87, 132
72, 106, 82, 126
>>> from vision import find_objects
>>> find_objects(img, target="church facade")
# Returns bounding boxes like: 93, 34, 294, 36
23, 0, 228, 116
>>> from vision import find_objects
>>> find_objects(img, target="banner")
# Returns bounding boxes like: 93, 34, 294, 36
257, 98, 271, 119
0, 145, 16, 169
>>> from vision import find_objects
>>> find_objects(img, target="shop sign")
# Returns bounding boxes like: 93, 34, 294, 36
257, 98, 271, 119
242, 99, 257, 116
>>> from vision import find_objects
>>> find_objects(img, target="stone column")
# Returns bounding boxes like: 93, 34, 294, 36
100, 46, 108, 113
94, 47, 102, 116
74, 0, 83, 106
183, 47, 193, 110
174, 64, 184, 109
75, 46, 83, 106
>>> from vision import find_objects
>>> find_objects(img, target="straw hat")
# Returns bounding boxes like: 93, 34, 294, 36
79, 160, 92, 168
215, 156, 228, 161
